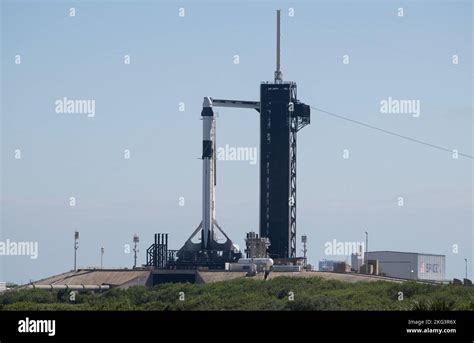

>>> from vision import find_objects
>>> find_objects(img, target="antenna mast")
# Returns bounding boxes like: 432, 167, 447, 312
274, 9, 283, 83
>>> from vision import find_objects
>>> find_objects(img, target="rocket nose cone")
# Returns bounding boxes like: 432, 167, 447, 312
203, 97, 213, 108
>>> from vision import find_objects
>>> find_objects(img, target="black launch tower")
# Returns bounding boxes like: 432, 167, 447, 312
258, 10, 311, 259
260, 83, 310, 259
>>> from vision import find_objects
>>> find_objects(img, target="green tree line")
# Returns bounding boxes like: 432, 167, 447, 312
0, 277, 473, 311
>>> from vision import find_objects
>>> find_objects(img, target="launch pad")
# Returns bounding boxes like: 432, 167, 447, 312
146, 10, 310, 270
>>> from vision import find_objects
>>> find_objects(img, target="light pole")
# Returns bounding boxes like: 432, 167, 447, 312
100, 247, 104, 269
74, 231, 79, 271
133, 234, 139, 269
365, 231, 369, 274
301, 235, 307, 268
465, 258, 468, 279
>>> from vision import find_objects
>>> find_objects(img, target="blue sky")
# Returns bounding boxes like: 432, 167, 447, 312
1, 0, 472, 283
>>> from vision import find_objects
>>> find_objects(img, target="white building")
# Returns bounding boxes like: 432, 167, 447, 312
366, 251, 445, 281
319, 259, 344, 272
351, 253, 363, 272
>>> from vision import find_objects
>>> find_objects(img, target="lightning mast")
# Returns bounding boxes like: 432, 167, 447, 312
275, 9, 282, 82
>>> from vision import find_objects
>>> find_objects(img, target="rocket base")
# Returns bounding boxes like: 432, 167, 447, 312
171, 221, 241, 269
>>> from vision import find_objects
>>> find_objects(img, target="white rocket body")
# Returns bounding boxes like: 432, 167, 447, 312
201, 97, 216, 249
